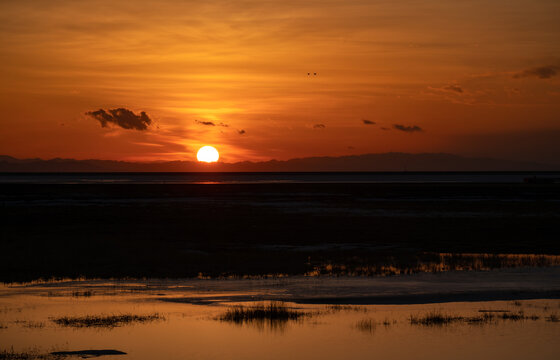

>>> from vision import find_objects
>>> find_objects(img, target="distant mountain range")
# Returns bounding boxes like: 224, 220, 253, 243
0, 153, 558, 172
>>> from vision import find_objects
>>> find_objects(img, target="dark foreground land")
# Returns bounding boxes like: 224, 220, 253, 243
1, 182, 559, 282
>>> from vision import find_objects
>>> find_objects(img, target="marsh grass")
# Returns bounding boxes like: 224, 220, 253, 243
307, 253, 560, 277
15, 321, 45, 329
51, 313, 163, 328
46, 291, 92, 298
382, 318, 396, 326
466, 313, 497, 324
409, 310, 541, 326
0, 350, 62, 360
71, 291, 93, 297
546, 313, 559, 322
410, 311, 464, 326
324, 305, 368, 313
499, 311, 539, 321
355, 318, 376, 333
50, 350, 126, 357
219, 302, 305, 324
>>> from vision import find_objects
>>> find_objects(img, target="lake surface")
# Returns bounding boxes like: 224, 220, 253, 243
1, 275, 559, 360
1, 171, 559, 184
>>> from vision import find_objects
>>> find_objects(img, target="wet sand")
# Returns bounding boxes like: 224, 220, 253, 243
3, 267, 559, 305
1, 182, 559, 282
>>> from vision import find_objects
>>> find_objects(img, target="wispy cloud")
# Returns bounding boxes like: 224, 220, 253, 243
195, 120, 229, 127
443, 84, 463, 93
86, 108, 152, 130
513, 65, 559, 79
195, 120, 215, 126
422, 83, 490, 105
313, 124, 326, 129
428, 84, 464, 94
393, 124, 423, 132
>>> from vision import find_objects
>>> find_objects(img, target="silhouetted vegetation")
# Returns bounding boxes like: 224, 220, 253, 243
15, 321, 44, 329
50, 350, 126, 357
51, 313, 163, 328
410, 311, 464, 325
409, 310, 541, 326
382, 318, 396, 326
324, 305, 368, 313
219, 302, 305, 324
499, 311, 539, 321
0, 350, 62, 360
355, 318, 376, 333
307, 253, 560, 277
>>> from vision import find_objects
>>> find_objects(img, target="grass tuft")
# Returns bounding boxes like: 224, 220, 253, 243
219, 302, 304, 323
499, 311, 538, 321
355, 318, 376, 333
466, 313, 496, 324
51, 313, 163, 328
410, 311, 463, 326
0, 350, 62, 360
324, 305, 368, 313
410, 310, 541, 326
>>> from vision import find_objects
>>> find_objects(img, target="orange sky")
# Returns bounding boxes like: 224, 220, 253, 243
1, 0, 559, 163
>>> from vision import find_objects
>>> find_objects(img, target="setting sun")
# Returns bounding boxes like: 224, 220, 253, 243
196, 146, 219, 163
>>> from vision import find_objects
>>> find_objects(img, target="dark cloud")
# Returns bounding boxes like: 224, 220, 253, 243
238, 129, 246, 135
380, 127, 390, 131
513, 65, 559, 79
393, 124, 423, 132
313, 124, 326, 129
443, 84, 463, 93
195, 120, 229, 127
86, 108, 152, 130
362, 119, 375, 125
195, 120, 215, 126
427, 84, 464, 94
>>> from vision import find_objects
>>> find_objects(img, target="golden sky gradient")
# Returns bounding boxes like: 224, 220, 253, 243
1, 0, 559, 163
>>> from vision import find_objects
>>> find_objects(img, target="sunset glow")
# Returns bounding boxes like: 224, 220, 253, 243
2, 2, 559, 359
196, 146, 220, 163
0, 0, 559, 164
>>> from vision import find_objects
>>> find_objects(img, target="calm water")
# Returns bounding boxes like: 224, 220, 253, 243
1, 172, 559, 184
1, 278, 559, 360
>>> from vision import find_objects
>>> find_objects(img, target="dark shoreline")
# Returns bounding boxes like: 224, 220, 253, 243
292, 290, 560, 305
1, 182, 559, 282
1, 171, 560, 186
5, 268, 560, 305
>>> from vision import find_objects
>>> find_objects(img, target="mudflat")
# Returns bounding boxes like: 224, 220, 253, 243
1, 182, 559, 282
